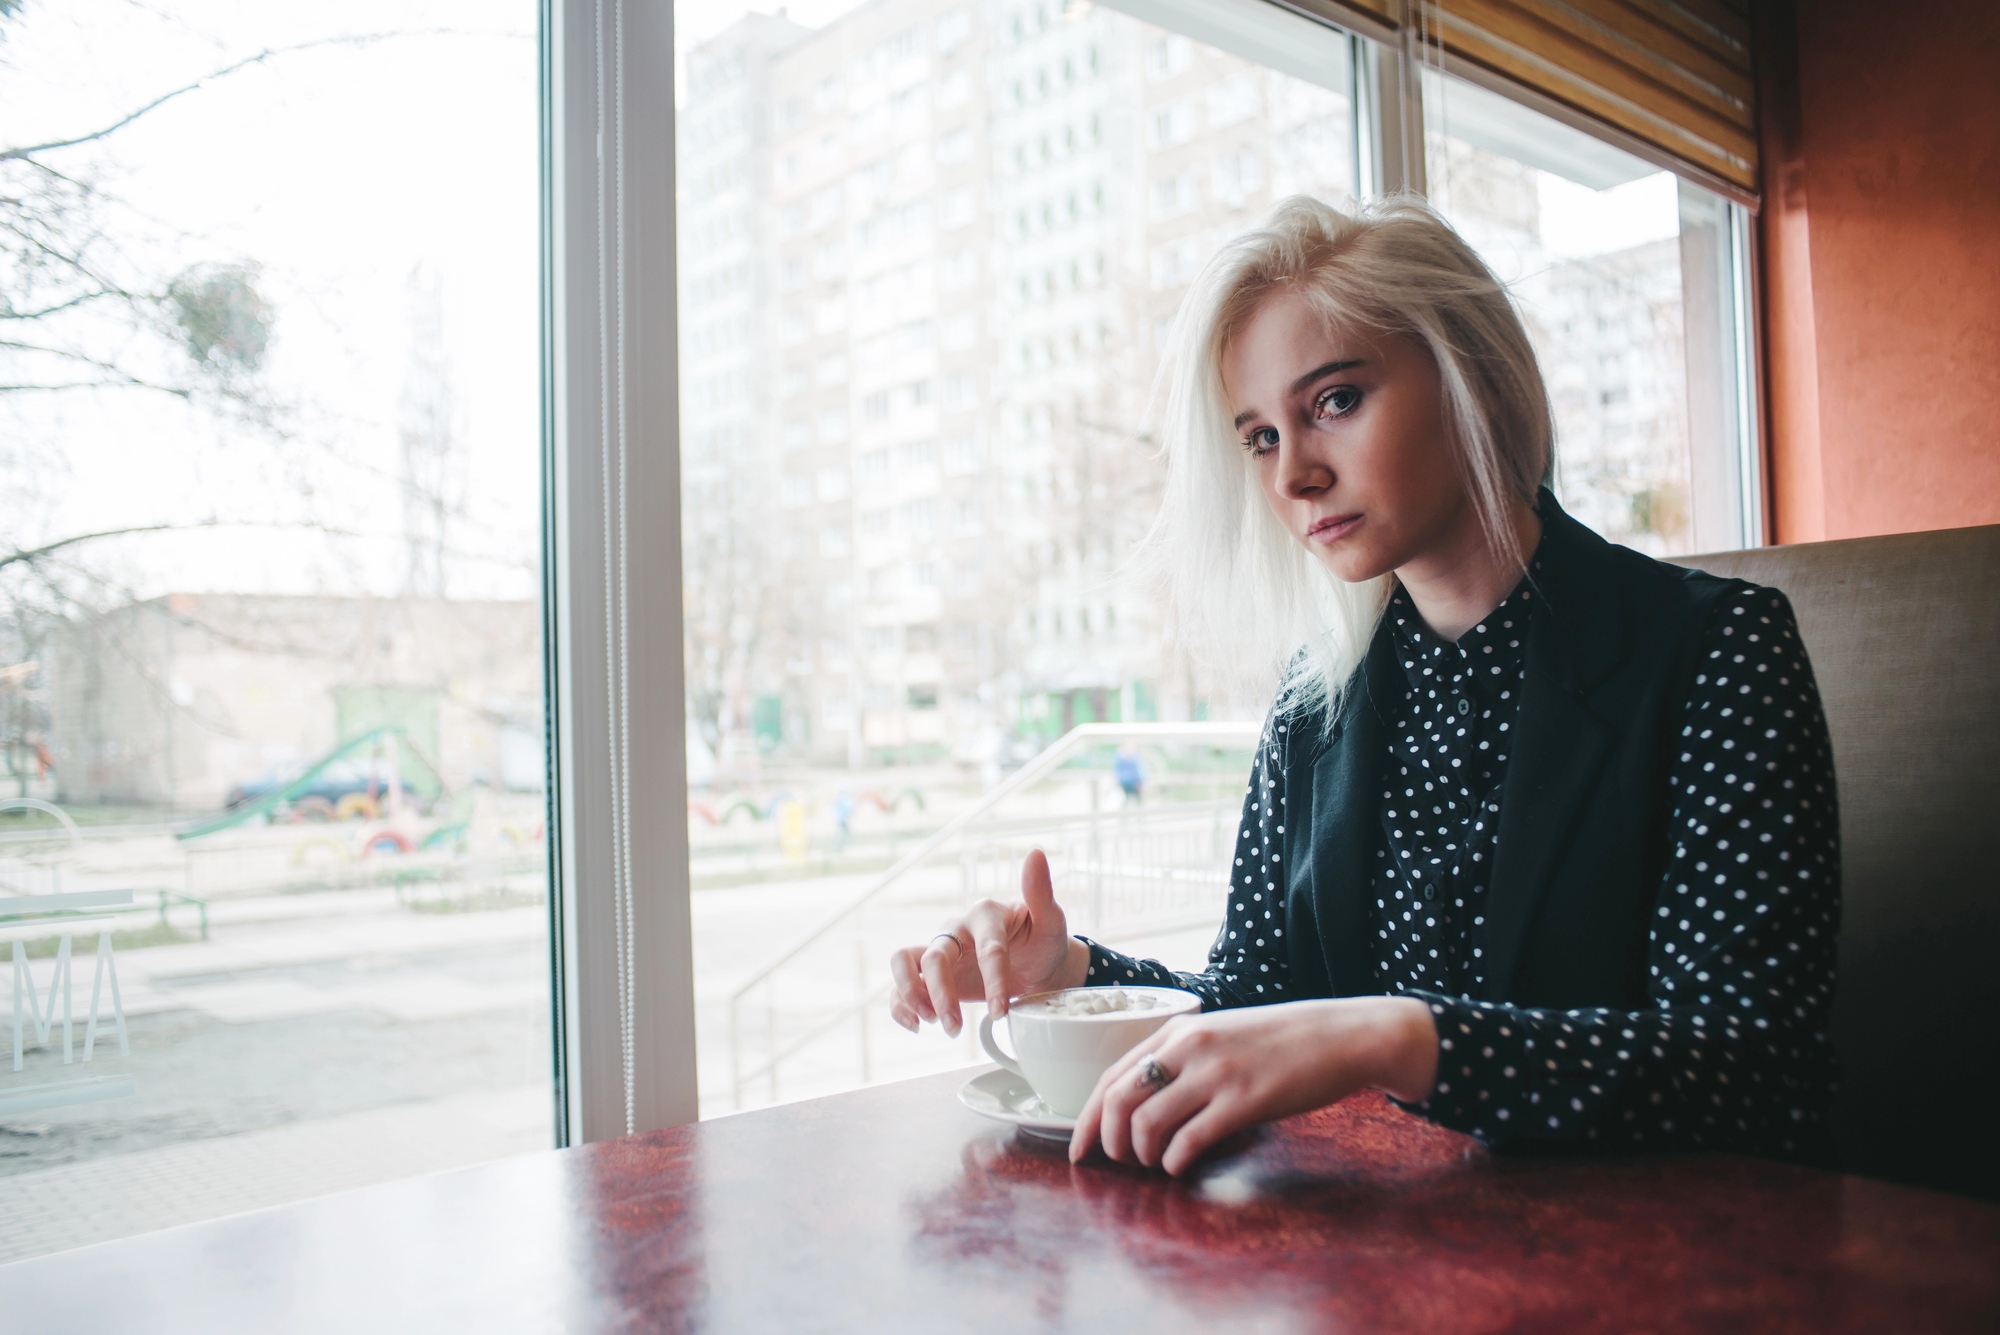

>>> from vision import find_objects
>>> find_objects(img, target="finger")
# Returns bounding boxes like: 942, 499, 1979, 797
1070, 1037, 1156, 1163
1127, 1070, 1211, 1168
921, 935, 966, 1037
1161, 1102, 1244, 1178
1019, 849, 1056, 933
1068, 1089, 1103, 1163
887, 949, 933, 1027
886, 960, 923, 1033
1094, 1039, 1173, 1163
963, 900, 1016, 1018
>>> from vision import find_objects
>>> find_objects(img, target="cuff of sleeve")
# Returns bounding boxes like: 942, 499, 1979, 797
1074, 936, 1187, 993
1397, 991, 1502, 1145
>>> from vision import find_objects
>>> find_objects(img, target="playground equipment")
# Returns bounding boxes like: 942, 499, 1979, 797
687, 787, 927, 827
181, 726, 447, 841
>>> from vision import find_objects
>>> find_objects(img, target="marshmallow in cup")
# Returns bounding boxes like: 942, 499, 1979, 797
979, 986, 1201, 1118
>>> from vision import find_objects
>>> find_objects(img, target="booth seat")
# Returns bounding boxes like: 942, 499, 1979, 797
1674, 524, 2000, 1199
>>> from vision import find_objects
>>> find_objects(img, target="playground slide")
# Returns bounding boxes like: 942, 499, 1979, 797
177, 726, 448, 842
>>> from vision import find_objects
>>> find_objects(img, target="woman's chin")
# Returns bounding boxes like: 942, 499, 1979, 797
1308, 545, 1392, 586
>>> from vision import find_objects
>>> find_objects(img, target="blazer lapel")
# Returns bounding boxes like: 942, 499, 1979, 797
1309, 631, 1397, 996
1475, 492, 1628, 1001
1476, 664, 1614, 1000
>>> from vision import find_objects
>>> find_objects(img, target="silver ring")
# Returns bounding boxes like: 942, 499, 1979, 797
930, 933, 962, 958
1134, 1056, 1175, 1093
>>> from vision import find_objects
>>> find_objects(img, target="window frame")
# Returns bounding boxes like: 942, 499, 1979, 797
542, 0, 1771, 1142
542, 0, 699, 1145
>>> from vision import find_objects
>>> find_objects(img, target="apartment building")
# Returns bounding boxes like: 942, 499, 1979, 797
683, 0, 1368, 764
678, 12, 810, 762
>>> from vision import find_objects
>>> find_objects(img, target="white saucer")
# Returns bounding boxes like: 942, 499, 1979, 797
958, 1067, 1075, 1142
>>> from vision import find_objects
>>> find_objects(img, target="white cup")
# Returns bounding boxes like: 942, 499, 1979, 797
978, 986, 1200, 1119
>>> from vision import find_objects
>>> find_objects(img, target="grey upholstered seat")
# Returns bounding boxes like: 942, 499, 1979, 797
1673, 525, 2000, 1199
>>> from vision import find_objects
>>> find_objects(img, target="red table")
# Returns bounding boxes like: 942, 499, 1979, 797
2, 1068, 1996, 1331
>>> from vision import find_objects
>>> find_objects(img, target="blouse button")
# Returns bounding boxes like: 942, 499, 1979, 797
1455, 697, 1471, 717
1423, 882, 1438, 902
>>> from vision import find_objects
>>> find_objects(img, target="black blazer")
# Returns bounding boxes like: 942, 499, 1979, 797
1281, 490, 1756, 1011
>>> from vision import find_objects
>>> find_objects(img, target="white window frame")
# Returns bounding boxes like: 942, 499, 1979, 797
536, 0, 1771, 1145
542, 0, 697, 1145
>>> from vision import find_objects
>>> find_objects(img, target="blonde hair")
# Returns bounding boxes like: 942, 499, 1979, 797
1150, 194, 1552, 726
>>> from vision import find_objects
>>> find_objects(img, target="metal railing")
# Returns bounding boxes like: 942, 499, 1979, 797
724, 721, 1262, 1109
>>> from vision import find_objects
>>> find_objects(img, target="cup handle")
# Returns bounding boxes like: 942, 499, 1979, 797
978, 1011, 1024, 1078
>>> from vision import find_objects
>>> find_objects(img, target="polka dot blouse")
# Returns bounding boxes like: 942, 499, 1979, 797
1081, 575, 1840, 1160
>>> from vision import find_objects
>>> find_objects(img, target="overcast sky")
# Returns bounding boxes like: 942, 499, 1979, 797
3, 1, 542, 602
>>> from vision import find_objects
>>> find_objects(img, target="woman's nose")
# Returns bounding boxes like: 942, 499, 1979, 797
1276, 437, 1329, 499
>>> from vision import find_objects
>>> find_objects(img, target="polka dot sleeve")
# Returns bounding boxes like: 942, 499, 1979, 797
1406, 587, 1841, 1158
1076, 708, 1298, 1010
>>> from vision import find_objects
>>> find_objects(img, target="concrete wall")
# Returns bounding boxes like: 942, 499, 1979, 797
1757, 0, 2000, 543
48, 596, 540, 811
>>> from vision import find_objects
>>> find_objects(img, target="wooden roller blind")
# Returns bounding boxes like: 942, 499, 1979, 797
1292, 0, 1758, 195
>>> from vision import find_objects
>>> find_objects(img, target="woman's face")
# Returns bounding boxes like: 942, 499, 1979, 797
1220, 289, 1474, 585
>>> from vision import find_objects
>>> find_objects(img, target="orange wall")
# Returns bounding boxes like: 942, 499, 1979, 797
1756, 0, 2000, 543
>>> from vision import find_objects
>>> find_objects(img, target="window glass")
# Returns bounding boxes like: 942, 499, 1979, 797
0, 2, 545, 1262
1422, 72, 1754, 555
677, 0, 1352, 1115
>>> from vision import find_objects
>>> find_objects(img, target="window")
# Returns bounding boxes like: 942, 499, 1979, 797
1150, 171, 1197, 218
0, 0, 548, 1259
936, 9, 971, 54
939, 249, 978, 290
938, 129, 974, 164
1207, 74, 1259, 129
1422, 71, 1757, 553
1146, 35, 1191, 80
1149, 102, 1196, 149
938, 186, 976, 228
1213, 147, 1264, 202
940, 312, 978, 350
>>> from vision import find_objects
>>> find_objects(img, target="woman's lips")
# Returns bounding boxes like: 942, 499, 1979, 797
1306, 513, 1363, 546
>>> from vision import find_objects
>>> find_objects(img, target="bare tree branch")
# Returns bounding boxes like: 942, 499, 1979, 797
1, 31, 468, 162
0, 524, 204, 571
0, 518, 371, 573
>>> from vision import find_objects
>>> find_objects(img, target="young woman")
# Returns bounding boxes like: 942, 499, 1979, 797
887, 196, 1839, 1178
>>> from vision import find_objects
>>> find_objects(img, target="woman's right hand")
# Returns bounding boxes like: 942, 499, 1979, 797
888, 848, 1091, 1037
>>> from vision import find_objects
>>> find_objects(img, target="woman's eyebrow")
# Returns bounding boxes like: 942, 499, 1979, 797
1289, 358, 1364, 395
1233, 360, 1367, 427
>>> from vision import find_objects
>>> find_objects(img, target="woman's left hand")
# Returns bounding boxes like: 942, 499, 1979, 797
1068, 996, 1440, 1176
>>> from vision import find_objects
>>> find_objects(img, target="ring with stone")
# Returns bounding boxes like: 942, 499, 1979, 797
1134, 1056, 1175, 1093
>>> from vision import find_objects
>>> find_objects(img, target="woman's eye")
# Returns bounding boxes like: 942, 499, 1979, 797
1243, 426, 1279, 456
1319, 386, 1362, 417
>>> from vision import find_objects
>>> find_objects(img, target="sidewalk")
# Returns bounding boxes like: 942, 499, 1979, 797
0, 1085, 549, 1265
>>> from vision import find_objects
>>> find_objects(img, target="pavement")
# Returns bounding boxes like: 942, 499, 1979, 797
0, 884, 557, 1267
0, 866, 1223, 1267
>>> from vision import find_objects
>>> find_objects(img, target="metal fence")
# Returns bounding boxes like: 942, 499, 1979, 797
724, 721, 1261, 1110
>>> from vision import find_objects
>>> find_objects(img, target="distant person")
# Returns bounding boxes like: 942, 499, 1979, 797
889, 196, 1839, 1180
830, 786, 855, 848
1112, 744, 1144, 806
